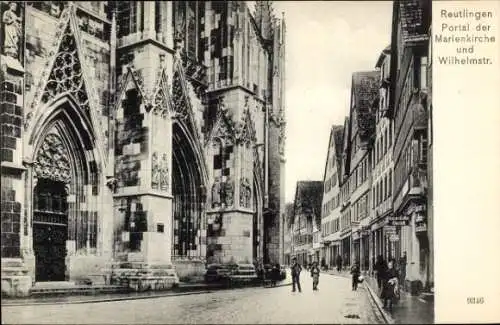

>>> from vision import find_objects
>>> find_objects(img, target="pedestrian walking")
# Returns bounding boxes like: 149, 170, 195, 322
399, 252, 407, 291
271, 264, 280, 287
381, 259, 400, 311
291, 257, 302, 293
374, 255, 388, 291
336, 255, 342, 273
350, 261, 361, 291
310, 261, 320, 291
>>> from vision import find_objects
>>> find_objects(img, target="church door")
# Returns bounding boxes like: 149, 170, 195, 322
33, 179, 68, 282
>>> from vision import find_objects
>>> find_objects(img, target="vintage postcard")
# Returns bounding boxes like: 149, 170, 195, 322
1, 1, 499, 324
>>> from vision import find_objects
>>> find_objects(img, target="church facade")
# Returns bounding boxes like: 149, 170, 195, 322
0, 1, 286, 291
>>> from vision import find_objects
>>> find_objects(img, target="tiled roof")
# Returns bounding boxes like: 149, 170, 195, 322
332, 125, 344, 165
293, 181, 323, 227
400, 0, 430, 43
375, 45, 391, 68
352, 71, 379, 141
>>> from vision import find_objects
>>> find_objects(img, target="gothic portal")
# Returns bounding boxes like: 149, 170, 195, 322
1, 1, 286, 291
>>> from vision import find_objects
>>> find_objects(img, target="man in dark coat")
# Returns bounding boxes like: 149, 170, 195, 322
399, 252, 407, 291
375, 255, 388, 290
290, 257, 302, 293
350, 261, 361, 291
336, 255, 342, 273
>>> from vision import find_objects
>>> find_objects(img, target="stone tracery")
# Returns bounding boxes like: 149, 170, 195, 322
33, 132, 72, 183
40, 25, 90, 112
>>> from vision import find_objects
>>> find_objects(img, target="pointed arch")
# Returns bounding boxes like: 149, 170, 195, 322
171, 119, 209, 258
29, 94, 103, 281
29, 94, 103, 192
25, 6, 106, 167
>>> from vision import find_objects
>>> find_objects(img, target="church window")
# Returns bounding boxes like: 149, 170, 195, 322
117, 2, 137, 37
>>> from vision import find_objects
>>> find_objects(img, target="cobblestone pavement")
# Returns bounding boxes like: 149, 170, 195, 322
2, 273, 384, 324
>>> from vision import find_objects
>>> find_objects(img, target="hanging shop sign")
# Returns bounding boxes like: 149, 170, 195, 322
389, 234, 400, 242
415, 223, 427, 233
415, 213, 426, 223
384, 225, 396, 235
388, 215, 410, 226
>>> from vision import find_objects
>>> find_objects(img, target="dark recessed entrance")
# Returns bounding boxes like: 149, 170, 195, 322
33, 179, 68, 282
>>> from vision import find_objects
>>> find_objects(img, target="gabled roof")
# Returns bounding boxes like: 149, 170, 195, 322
375, 45, 391, 68
351, 71, 379, 143
341, 116, 351, 179
293, 181, 323, 227
285, 202, 294, 229
322, 124, 344, 185
399, 0, 431, 44
352, 71, 380, 112
332, 125, 344, 184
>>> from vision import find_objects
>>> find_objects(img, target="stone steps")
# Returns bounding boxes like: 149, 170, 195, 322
30, 285, 130, 297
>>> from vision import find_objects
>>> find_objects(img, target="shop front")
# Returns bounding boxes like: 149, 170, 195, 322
340, 234, 351, 270
360, 226, 370, 272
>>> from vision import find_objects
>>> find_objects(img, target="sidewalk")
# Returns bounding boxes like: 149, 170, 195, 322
2, 278, 292, 306
327, 270, 434, 324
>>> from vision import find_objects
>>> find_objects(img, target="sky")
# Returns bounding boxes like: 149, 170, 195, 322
261, 1, 394, 202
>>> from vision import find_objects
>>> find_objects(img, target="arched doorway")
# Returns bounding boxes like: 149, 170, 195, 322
33, 179, 68, 282
29, 96, 100, 282
171, 122, 205, 258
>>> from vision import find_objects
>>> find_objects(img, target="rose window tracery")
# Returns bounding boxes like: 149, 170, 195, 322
41, 26, 90, 112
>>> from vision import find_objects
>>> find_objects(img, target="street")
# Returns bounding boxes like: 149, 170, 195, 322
2, 273, 384, 324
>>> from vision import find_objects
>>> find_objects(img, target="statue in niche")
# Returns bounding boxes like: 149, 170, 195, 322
151, 152, 160, 189
239, 177, 246, 207
224, 177, 234, 207
244, 178, 252, 208
2, 2, 21, 59
160, 153, 169, 191
211, 177, 222, 208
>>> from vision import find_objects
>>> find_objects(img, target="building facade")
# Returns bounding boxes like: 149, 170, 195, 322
369, 46, 395, 266
283, 202, 293, 266
290, 181, 322, 267
389, 0, 431, 293
320, 125, 343, 268
344, 72, 378, 270
0, 0, 286, 295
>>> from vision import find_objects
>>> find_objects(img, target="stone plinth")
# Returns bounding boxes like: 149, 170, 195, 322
1, 258, 31, 297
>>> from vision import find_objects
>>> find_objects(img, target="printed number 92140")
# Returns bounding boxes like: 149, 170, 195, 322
467, 297, 485, 304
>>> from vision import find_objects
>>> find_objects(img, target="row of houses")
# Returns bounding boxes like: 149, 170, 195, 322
284, 0, 432, 295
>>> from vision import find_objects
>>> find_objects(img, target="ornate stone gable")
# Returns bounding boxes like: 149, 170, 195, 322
33, 132, 71, 183
234, 102, 257, 145
114, 64, 147, 111
151, 69, 172, 118
205, 100, 237, 146
25, 4, 106, 164
171, 57, 203, 141
40, 25, 90, 112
